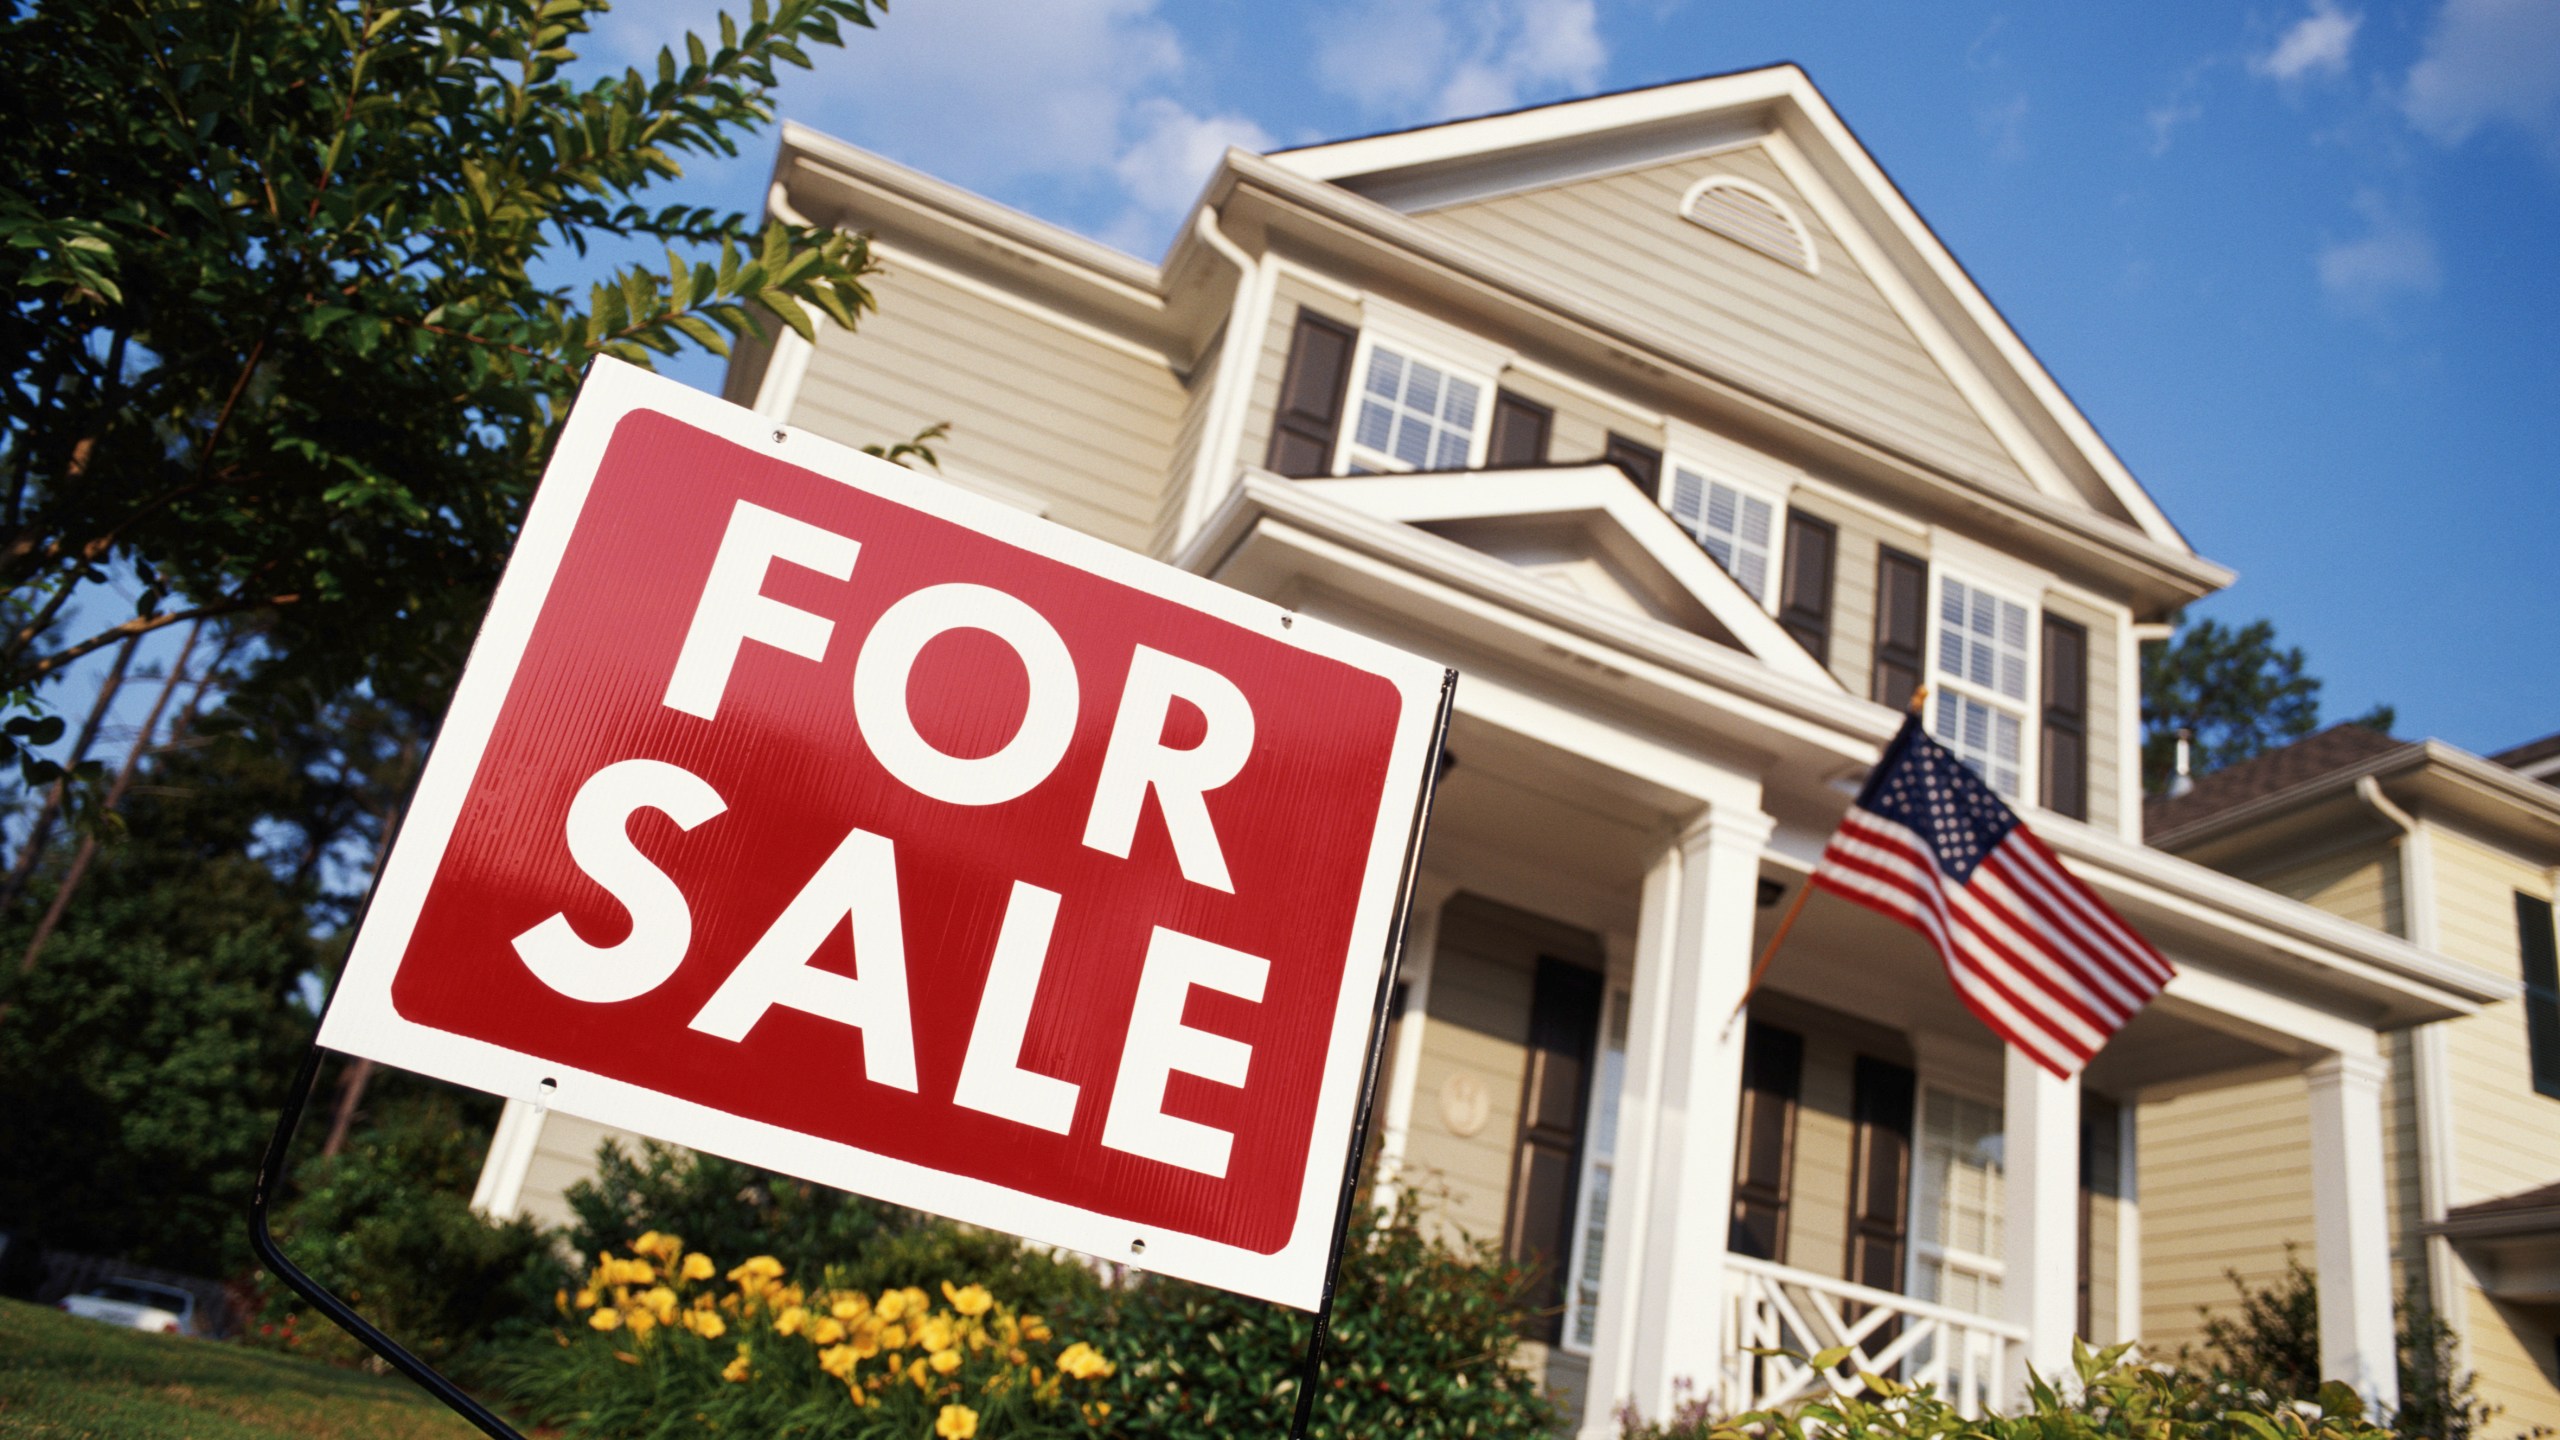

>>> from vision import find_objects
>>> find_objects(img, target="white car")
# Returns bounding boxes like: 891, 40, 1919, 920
59, 1279, 198, 1336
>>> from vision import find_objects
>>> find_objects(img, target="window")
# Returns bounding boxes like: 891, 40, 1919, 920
1563, 986, 1630, 1353
1488, 390, 1553, 467
1505, 957, 1603, 1344
1780, 509, 1837, 665
1665, 464, 1779, 602
1344, 342, 1486, 473
1728, 1021, 1804, 1261
1265, 310, 1358, 477
1680, 174, 1819, 275
2041, 614, 2089, 821
1602, 433, 1662, 493
2519, 893, 2560, 1100
1909, 1088, 2004, 1317
1932, 575, 2034, 800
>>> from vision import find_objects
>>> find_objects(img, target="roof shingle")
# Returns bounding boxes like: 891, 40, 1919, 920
2144, 724, 2411, 842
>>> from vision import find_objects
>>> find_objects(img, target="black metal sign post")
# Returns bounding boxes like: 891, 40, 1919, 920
1282, 668, 1457, 1440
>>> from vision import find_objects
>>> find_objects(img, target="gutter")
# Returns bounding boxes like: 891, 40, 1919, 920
1176, 203, 1277, 549
2151, 740, 2560, 854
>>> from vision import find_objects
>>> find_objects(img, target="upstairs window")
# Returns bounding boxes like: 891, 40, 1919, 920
2520, 893, 2560, 1101
1932, 575, 2034, 800
1345, 343, 1485, 473
1665, 465, 1779, 603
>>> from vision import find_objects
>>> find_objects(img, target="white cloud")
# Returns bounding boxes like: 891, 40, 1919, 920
1314, 0, 1606, 122
2252, 0, 2361, 82
2315, 190, 2441, 315
1979, 93, 2031, 164
582, 0, 1265, 253
2404, 0, 2560, 155
2145, 97, 2203, 156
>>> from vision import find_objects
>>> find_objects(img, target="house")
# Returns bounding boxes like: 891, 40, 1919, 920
2145, 725, 2560, 1431
469, 66, 2514, 1434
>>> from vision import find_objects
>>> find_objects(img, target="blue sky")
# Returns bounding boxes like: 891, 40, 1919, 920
585, 0, 2558, 755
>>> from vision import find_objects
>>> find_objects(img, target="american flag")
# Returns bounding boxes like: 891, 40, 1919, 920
1812, 715, 2174, 1078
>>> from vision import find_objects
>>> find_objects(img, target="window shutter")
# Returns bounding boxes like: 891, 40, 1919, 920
1505, 957, 1604, 1341
2078, 1096, 2123, 1338
1781, 509, 1837, 665
1872, 548, 1928, 710
1488, 390, 1553, 468
1845, 1055, 1914, 1294
1264, 310, 1357, 477
1603, 433, 1663, 496
2042, 614, 2090, 820
2518, 893, 2560, 1100
1729, 1021, 1804, 1262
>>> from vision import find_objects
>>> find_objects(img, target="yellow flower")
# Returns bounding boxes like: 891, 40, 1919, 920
930, 1348, 962, 1375
908, 1357, 931, 1391
686, 1310, 728, 1340
1022, 1316, 1052, 1343
918, 1317, 954, 1353
722, 1350, 752, 1382
811, 1316, 845, 1346
849, 1321, 882, 1359
589, 1308, 622, 1332
1081, 1400, 1113, 1427
773, 1305, 807, 1337
901, 1286, 930, 1317
941, 1282, 994, 1317
641, 1286, 679, 1324
1056, 1342, 1114, 1380
625, 1309, 657, 1338
829, 1293, 869, 1322
553, 1288, 569, 1314
573, 1287, 598, 1309
680, 1253, 716, 1283
935, 1403, 980, 1439
818, 1343, 858, 1379
614, 1257, 657, 1286
633, 1231, 668, 1260
875, 1289, 907, 1322
880, 1323, 908, 1352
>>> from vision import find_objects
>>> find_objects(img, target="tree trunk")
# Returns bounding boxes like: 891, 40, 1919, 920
317, 732, 419, 1158
0, 633, 139, 914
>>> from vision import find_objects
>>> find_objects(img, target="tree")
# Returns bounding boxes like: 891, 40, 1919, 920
0, 0, 888, 785
2141, 615, 2395, 794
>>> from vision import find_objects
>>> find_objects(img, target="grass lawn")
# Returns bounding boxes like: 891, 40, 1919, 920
0, 1297, 491, 1439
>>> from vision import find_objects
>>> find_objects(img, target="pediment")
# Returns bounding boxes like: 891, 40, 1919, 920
1293, 465, 1840, 690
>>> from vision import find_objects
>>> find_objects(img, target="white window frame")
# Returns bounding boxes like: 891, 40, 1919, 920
1329, 305, 1505, 477
1558, 982, 1631, 1356
1658, 455, 1788, 609
1926, 566, 2041, 805
1905, 1079, 2008, 1321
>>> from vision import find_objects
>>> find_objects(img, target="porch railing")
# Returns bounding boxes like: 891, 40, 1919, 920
1720, 1254, 2030, 1418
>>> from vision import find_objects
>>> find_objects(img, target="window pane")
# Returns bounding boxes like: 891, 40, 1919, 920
1444, 377, 1479, 431
1392, 415, 1431, 466
1355, 400, 1393, 452
1407, 362, 1443, 416
1367, 348, 1404, 398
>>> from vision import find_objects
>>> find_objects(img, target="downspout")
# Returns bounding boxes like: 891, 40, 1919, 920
1179, 199, 1277, 554
2354, 775, 2469, 1351
750, 176, 822, 420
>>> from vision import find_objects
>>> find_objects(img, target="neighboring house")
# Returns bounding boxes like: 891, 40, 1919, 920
471, 66, 2512, 1435
2145, 725, 2560, 1431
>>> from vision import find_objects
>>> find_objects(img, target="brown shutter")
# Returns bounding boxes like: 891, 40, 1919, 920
1729, 1021, 1804, 1262
2042, 614, 2090, 820
2078, 1096, 2123, 1338
1603, 433, 1663, 496
1845, 1055, 1915, 1293
1264, 309, 1358, 477
1505, 957, 1604, 1341
1871, 548, 1929, 710
1488, 390, 1553, 468
2518, 893, 2560, 1100
1780, 509, 1838, 666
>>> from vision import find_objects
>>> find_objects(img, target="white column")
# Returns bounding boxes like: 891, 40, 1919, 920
471, 1097, 545, 1220
1374, 877, 1456, 1192
1578, 803, 1772, 1439
2003, 1046, 2081, 1380
2307, 1051, 2400, 1413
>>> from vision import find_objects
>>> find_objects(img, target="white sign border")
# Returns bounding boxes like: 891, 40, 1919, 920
316, 357, 1448, 1311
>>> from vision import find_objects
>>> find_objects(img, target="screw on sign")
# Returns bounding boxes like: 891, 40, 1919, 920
313, 359, 1451, 1313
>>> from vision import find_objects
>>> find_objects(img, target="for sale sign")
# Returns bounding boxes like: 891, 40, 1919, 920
319, 359, 1449, 1308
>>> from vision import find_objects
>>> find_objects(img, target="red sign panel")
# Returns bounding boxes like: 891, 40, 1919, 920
321, 360, 1448, 1307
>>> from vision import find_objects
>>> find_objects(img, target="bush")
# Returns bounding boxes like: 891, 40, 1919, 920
1618, 1342, 2403, 1440
2189, 1251, 2499, 1440
1078, 1183, 1558, 1440
504, 1233, 1120, 1438
249, 1087, 567, 1376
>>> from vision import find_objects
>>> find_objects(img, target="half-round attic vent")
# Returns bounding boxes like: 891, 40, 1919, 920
1679, 175, 1819, 275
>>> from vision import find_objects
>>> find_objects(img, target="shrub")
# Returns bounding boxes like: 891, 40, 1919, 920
1618, 1342, 2403, 1440
504, 1232, 1120, 1438
2189, 1251, 2499, 1440
1078, 1183, 1558, 1440
250, 1087, 566, 1375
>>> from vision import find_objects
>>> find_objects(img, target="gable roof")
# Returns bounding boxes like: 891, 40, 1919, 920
1268, 65, 2198, 560
2144, 724, 2412, 840
1291, 463, 1843, 691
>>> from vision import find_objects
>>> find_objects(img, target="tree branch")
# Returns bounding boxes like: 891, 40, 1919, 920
14, 594, 296, 688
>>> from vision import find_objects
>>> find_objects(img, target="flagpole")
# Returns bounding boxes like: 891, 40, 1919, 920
1722, 685, 1929, 1037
